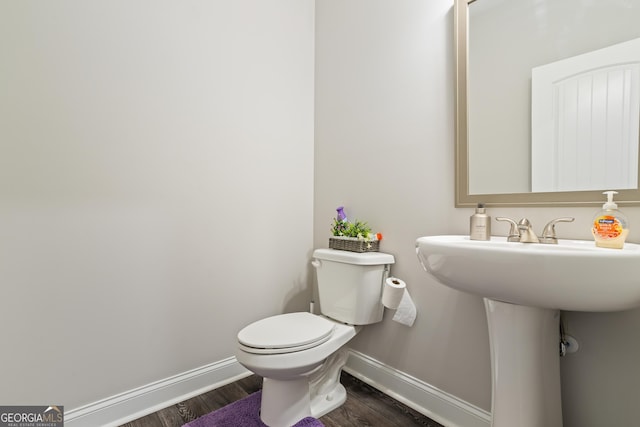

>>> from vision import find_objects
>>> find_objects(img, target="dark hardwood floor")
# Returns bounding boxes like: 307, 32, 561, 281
120, 372, 445, 427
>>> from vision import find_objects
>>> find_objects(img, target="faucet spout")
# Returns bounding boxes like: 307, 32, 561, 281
517, 218, 540, 243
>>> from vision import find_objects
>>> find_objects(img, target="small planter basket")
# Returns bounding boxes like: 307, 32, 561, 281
329, 236, 380, 253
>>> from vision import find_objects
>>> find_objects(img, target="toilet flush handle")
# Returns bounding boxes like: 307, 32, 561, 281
311, 259, 321, 268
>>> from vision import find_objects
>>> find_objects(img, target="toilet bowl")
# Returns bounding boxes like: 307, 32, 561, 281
236, 312, 360, 426
235, 249, 394, 427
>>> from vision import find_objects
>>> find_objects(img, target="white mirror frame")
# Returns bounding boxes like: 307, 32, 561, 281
454, 0, 640, 207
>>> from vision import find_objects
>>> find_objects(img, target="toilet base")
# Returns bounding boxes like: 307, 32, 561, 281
261, 377, 311, 427
259, 348, 350, 427
310, 382, 347, 418
309, 348, 349, 418
259, 378, 347, 427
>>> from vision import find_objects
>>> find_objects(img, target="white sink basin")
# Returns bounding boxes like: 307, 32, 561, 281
416, 235, 640, 426
416, 235, 640, 312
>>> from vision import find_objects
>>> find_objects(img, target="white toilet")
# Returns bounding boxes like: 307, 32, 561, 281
235, 248, 395, 427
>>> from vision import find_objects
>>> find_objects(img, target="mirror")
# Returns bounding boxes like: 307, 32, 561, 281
455, 0, 640, 207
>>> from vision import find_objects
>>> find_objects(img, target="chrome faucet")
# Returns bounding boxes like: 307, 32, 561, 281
495, 217, 575, 244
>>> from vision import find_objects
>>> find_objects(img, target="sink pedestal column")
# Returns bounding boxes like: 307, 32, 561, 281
484, 299, 563, 427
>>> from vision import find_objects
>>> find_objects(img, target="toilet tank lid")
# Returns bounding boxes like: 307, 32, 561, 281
313, 248, 395, 265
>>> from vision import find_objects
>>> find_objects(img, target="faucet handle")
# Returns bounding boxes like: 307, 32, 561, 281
540, 217, 575, 244
496, 217, 520, 242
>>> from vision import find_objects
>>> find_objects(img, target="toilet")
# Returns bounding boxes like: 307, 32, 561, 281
235, 248, 395, 427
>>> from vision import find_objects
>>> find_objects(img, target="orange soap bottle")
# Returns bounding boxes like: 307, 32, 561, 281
592, 191, 629, 249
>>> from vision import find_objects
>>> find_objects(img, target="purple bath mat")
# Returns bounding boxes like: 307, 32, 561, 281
182, 391, 324, 427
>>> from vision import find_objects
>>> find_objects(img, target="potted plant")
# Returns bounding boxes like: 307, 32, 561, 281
329, 207, 381, 252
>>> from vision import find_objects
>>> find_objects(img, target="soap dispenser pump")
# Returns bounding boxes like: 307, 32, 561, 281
592, 191, 629, 249
470, 203, 491, 241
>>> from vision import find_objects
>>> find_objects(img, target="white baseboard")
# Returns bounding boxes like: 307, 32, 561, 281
65, 351, 490, 427
65, 357, 251, 427
344, 349, 491, 427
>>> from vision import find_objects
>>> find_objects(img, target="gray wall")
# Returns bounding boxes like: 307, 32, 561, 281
315, 0, 492, 411
0, 0, 315, 410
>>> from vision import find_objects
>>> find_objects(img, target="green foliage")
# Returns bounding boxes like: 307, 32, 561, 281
331, 219, 373, 240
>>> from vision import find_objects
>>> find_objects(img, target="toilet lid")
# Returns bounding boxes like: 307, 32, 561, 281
238, 312, 335, 355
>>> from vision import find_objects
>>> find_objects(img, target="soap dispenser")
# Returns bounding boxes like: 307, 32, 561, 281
470, 203, 491, 241
592, 191, 629, 249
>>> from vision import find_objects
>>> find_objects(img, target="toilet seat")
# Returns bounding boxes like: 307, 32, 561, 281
238, 312, 336, 355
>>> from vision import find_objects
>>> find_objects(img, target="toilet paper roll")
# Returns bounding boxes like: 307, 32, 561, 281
382, 277, 406, 309
382, 277, 417, 327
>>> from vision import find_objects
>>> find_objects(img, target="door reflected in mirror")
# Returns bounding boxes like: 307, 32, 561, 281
531, 38, 640, 193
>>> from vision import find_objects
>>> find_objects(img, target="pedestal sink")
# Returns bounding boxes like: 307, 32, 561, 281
415, 235, 640, 427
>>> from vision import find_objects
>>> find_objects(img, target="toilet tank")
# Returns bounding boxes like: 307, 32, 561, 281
312, 248, 395, 325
